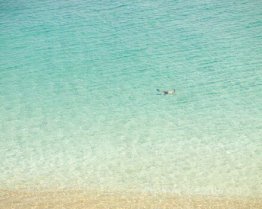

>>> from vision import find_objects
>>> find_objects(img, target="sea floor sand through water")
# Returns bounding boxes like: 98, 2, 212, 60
1, 189, 262, 209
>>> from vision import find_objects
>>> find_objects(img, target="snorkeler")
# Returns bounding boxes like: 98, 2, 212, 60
156, 89, 176, 95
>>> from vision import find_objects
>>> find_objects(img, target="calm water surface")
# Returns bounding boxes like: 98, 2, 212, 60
0, 0, 262, 196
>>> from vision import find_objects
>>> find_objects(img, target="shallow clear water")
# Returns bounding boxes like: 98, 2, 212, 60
0, 0, 261, 196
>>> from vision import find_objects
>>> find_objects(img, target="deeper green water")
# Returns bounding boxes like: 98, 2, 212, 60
0, 0, 261, 196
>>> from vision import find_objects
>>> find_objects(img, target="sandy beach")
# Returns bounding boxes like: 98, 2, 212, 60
1, 189, 261, 209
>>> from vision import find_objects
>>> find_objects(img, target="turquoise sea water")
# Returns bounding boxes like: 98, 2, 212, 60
0, 0, 261, 197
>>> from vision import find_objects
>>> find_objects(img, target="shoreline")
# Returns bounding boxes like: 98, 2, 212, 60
1, 189, 262, 209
